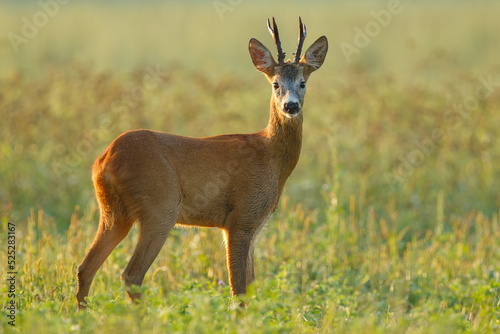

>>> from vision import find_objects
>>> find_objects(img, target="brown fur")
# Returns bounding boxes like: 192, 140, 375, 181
76, 21, 328, 309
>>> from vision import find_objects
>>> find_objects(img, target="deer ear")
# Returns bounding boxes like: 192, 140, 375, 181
249, 38, 276, 77
301, 36, 328, 75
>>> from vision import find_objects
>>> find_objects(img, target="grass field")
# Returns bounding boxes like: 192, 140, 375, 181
1, 1, 500, 333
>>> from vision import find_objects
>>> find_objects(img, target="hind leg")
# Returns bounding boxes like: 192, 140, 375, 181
76, 213, 133, 309
121, 208, 178, 301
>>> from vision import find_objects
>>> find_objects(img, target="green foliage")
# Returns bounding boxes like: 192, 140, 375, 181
1, 205, 499, 333
1, 1, 500, 333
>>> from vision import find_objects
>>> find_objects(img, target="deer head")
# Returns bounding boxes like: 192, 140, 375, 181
249, 17, 328, 119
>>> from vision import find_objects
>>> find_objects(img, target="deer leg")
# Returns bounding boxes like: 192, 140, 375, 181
224, 229, 252, 296
246, 238, 256, 286
76, 215, 133, 309
121, 212, 177, 301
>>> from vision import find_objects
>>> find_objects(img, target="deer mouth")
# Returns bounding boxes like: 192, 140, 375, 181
281, 101, 301, 118
281, 109, 301, 118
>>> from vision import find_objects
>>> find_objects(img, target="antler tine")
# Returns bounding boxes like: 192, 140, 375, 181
293, 16, 307, 63
267, 17, 286, 65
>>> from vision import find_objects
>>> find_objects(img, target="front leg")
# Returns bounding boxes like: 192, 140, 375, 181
224, 229, 251, 296
246, 241, 255, 286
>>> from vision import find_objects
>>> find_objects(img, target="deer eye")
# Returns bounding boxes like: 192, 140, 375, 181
273, 82, 279, 90
300, 82, 306, 89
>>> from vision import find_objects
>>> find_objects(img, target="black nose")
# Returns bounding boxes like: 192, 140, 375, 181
284, 102, 299, 114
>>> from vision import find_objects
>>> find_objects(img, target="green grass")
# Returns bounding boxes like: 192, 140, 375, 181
1, 1, 500, 333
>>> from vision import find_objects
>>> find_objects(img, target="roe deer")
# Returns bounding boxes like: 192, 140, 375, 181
76, 17, 327, 309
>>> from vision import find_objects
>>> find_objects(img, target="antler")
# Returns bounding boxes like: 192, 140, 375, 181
293, 17, 307, 63
267, 17, 285, 65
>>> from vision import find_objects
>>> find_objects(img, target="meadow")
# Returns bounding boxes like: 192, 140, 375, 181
1, 1, 499, 333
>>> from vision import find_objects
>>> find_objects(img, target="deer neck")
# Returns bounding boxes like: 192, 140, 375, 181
262, 96, 303, 183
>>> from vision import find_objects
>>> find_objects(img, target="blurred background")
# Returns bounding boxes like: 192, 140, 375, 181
1, 0, 499, 232
1, 1, 499, 80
